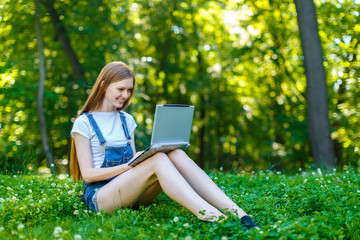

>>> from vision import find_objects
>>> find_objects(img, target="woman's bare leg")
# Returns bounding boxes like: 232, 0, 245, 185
167, 149, 247, 218
96, 152, 225, 221
136, 181, 162, 205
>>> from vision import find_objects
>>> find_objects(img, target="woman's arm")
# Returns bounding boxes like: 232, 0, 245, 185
74, 133, 133, 183
130, 132, 136, 154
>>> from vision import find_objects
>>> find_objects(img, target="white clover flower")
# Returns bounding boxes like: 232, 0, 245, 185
74, 234, 82, 240
29, 189, 32, 193
156, 224, 160, 227
185, 236, 192, 240
173, 217, 179, 222
51, 183, 56, 187
0, 226, 4, 232
73, 210, 79, 215
221, 237, 228, 240
97, 228, 102, 233
53, 226, 63, 237
17, 223, 25, 230
183, 223, 189, 228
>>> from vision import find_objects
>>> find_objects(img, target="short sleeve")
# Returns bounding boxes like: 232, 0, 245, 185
71, 115, 92, 139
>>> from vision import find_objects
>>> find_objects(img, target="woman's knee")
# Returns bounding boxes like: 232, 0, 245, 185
167, 149, 186, 159
148, 152, 172, 169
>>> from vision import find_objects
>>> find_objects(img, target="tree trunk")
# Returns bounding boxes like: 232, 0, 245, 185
41, 0, 85, 81
35, 0, 57, 175
294, 0, 335, 169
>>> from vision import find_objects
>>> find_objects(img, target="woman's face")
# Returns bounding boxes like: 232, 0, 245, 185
101, 78, 134, 111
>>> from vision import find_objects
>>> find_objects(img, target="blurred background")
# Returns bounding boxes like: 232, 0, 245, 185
0, 0, 359, 175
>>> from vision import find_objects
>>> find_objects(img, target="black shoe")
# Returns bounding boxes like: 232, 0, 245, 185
240, 215, 259, 230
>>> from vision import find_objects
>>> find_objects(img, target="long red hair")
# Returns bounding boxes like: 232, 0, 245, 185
70, 61, 136, 181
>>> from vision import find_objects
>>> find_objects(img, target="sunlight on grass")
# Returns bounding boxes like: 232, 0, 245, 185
0, 168, 359, 239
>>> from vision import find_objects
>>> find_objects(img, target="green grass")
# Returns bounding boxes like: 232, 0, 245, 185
0, 168, 359, 239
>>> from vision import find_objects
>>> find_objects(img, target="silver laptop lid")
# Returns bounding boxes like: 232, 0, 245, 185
151, 104, 194, 145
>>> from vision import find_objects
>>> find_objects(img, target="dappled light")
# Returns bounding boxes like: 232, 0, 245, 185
0, 0, 359, 174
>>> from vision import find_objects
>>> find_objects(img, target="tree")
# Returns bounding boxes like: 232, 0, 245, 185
34, 0, 56, 174
294, 0, 335, 169
1, 0, 358, 173
40, 0, 85, 81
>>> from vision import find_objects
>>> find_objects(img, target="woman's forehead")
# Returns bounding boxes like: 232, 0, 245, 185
110, 78, 133, 88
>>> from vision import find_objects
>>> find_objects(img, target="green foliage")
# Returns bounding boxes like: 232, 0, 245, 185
0, 0, 359, 172
0, 169, 359, 239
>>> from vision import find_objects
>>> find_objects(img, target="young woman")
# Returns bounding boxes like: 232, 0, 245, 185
70, 61, 258, 230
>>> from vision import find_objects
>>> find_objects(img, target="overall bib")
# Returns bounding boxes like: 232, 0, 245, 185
82, 111, 134, 212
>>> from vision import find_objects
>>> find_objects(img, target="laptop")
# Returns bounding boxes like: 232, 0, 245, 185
128, 104, 195, 166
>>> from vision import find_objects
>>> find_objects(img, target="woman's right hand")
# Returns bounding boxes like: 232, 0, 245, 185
131, 150, 144, 161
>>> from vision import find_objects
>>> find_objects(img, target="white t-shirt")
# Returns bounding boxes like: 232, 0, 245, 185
71, 110, 137, 168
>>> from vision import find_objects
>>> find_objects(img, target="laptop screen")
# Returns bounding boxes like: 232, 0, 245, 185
151, 104, 194, 145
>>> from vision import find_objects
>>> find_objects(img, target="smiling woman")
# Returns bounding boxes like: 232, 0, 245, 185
100, 78, 134, 112
69, 61, 258, 230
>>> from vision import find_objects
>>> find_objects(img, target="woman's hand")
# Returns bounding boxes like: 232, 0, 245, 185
130, 150, 144, 162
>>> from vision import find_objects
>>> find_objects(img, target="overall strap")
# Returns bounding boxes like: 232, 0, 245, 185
83, 113, 106, 145
119, 111, 131, 140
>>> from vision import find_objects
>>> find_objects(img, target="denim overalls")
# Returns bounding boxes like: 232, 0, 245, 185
82, 111, 134, 212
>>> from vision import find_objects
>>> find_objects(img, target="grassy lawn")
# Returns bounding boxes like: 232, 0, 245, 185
1, 168, 359, 239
